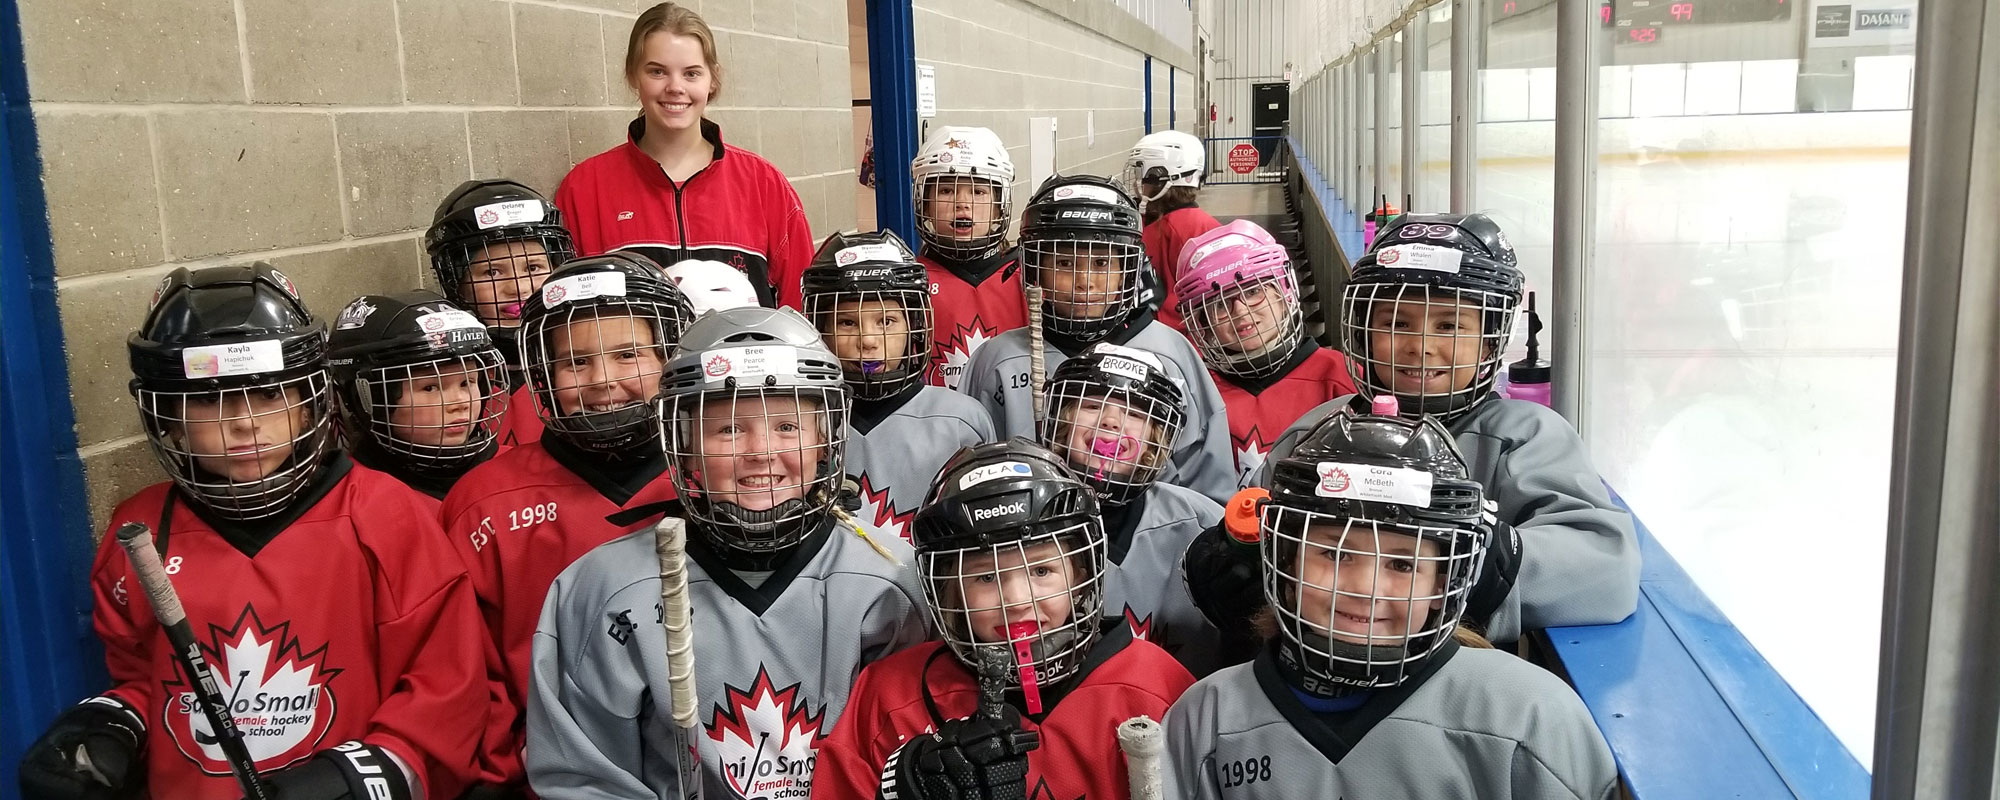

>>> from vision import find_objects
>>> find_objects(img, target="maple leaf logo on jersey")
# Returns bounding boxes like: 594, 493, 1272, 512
161, 606, 339, 775
1122, 606, 1179, 656
936, 322, 995, 390
707, 667, 826, 799
1233, 428, 1271, 488
1028, 776, 1085, 800
853, 473, 914, 542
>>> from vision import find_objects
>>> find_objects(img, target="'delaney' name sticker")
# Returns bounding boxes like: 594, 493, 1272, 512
1374, 244, 1463, 274
701, 345, 800, 383
182, 340, 286, 379
958, 460, 1034, 490
1314, 461, 1435, 507
474, 200, 545, 230
541, 272, 627, 307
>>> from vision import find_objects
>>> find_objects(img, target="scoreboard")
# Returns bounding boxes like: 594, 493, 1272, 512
1492, 0, 1795, 45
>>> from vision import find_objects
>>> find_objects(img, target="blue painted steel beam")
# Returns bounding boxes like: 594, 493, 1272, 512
0, 0, 108, 789
867, 0, 918, 245
1143, 56, 1154, 134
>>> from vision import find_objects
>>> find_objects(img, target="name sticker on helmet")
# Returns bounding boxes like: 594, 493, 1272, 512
181, 340, 286, 379
1186, 234, 1252, 271
834, 243, 906, 266
1314, 461, 1435, 507
958, 461, 1034, 490
1050, 184, 1124, 205
1090, 343, 1165, 379
701, 345, 800, 384
1374, 244, 1463, 274
542, 271, 627, 307
474, 199, 546, 230
414, 307, 485, 333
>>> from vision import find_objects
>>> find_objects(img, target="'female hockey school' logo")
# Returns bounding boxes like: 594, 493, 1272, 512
162, 607, 339, 775
708, 668, 826, 799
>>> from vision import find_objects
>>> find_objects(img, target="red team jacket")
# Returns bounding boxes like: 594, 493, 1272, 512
556, 118, 815, 309
1215, 343, 1357, 487
811, 631, 1195, 800
1142, 206, 1222, 331
438, 441, 679, 785
500, 383, 542, 448
921, 249, 1028, 390
92, 462, 483, 799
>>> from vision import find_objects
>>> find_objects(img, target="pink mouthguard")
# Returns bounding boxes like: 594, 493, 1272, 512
1004, 622, 1044, 714
502, 302, 523, 319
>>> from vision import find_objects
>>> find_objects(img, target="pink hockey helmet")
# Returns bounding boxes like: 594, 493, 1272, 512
1174, 220, 1303, 378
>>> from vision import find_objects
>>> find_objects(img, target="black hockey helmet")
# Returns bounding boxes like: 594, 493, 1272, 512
128, 263, 336, 519
327, 291, 508, 483
425, 179, 575, 353
1019, 174, 1147, 343
519, 251, 695, 457
913, 438, 1108, 690
800, 230, 935, 401
1037, 343, 1186, 506
1341, 212, 1526, 423
1262, 404, 1492, 696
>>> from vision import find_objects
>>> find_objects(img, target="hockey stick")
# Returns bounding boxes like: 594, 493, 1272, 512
1116, 716, 1165, 800
654, 517, 704, 800
1026, 283, 1047, 426
114, 522, 273, 800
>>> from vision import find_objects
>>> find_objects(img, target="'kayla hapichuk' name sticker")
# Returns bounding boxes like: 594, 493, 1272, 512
1313, 461, 1435, 507
182, 340, 287, 379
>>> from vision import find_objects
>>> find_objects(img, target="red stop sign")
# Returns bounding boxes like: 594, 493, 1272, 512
1228, 143, 1259, 174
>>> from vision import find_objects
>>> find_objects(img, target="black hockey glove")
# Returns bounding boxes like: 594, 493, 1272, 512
876, 707, 1039, 800
455, 783, 528, 800
252, 741, 412, 800
19, 697, 146, 800
1465, 520, 1523, 628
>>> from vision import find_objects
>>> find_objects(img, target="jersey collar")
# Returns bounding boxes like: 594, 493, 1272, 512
625, 116, 727, 163
1100, 491, 1150, 565
1046, 306, 1158, 358
166, 453, 355, 559
683, 516, 836, 616
921, 245, 1020, 286
849, 382, 924, 434
1220, 339, 1322, 396
542, 434, 669, 507
1251, 636, 1462, 764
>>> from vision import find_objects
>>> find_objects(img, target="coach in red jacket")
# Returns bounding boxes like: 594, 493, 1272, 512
557, 3, 814, 310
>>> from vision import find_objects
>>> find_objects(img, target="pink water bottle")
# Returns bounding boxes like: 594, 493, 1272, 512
1506, 291, 1552, 407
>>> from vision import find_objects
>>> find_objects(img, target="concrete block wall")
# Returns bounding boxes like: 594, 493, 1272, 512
913, 0, 1197, 204
21, 0, 858, 530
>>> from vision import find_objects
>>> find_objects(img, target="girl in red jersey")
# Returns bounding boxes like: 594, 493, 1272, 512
1174, 220, 1355, 488
18, 264, 484, 800
812, 440, 1194, 800
1123, 131, 1221, 331
910, 125, 1028, 389
556, 2, 814, 310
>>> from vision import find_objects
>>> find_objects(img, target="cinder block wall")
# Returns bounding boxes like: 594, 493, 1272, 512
22, 0, 858, 530
912, 0, 1197, 203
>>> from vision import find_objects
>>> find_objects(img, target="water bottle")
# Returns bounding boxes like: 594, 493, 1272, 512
1505, 291, 1552, 408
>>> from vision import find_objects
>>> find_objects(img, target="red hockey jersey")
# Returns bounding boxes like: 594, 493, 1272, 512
921, 248, 1028, 391
498, 383, 542, 448
1142, 206, 1222, 332
556, 118, 814, 309
810, 629, 1194, 800
1215, 342, 1357, 488
92, 460, 482, 800
438, 440, 678, 785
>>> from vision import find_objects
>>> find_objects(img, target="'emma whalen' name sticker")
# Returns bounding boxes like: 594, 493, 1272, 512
1313, 461, 1435, 507
1374, 244, 1463, 274
182, 340, 286, 379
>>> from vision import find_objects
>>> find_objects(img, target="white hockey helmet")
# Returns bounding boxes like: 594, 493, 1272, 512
911, 126, 1016, 260
665, 259, 761, 318
1122, 130, 1205, 203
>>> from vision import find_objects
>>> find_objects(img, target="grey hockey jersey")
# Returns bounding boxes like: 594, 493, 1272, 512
845, 386, 996, 542
525, 518, 930, 800
957, 321, 1238, 505
1257, 396, 1640, 643
1163, 643, 1618, 800
1102, 482, 1228, 677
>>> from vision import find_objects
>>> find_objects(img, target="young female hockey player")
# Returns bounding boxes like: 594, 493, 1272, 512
557, 2, 814, 309
526, 306, 928, 799
1164, 405, 1618, 799
910, 125, 1028, 389
1174, 220, 1355, 487
1038, 345, 1228, 675
1124, 130, 1220, 331
438, 253, 695, 794
1244, 213, 1639, 644
327, 291, 511, 503
957, 173, 1237, 505
802, 230, 995, 541
668, 258, 762, 318
812, 440, 1195, 800
426, 178, 575, 447
18, 264, 484, 800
